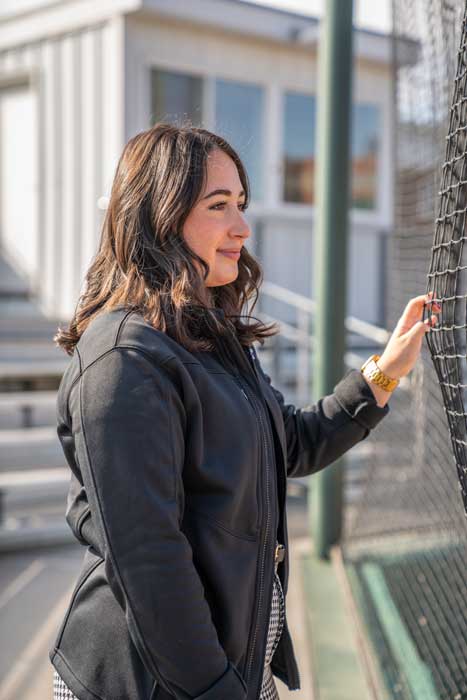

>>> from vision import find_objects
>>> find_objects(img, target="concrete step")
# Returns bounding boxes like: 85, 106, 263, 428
0, 316, 61, 341
0, 467, 69, 501
0, 362, 66, 388
0, 468, 71, 552
0, 427, 64, 471
0, 256, 30, 297
0, 342, 67, 388
0, 521, 74, 552
0, 390, 57, 429
0, 342, 64, 362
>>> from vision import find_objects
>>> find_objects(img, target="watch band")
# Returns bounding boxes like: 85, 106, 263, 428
360, 354, 400, 392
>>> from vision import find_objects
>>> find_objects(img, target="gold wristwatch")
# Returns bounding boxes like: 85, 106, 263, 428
360, 354, 400, 392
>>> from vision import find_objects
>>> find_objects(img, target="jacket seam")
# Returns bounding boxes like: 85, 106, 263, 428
333, 393, 376, 432
181, 361, 229, 374
51, 649, 104, 700
114, 308, 136, 346
76, 506, 91, 537
77, 349, 179, 687
55, 557, 104, 649
115, 347, 230, 375
163, 363, 180, 525
185, 504, 259, 542
65, 347, 117, 433
67, 345, 179, 417
63, 347, 83, 428
114, 344, 178, 370
70, 347, 134, 395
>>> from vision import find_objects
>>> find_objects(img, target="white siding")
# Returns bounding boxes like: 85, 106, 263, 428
0, 19, 124, 319
81, 28, 103, 286
0, 83, 39, 285
41, 39, 61, 316
61, 33, 81, 317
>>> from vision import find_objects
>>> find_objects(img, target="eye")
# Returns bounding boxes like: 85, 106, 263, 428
209, 202, 248, 211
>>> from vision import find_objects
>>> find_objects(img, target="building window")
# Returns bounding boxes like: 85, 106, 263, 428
215, 79, 264, 201
282, 92, 380, 210
150, 69, 203, 126
283, 92, 316, 204
351, 103, 379, 210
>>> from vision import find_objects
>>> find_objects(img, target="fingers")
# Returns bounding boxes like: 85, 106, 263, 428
423, 314, 439, 329
407, 315, 436, 336
405, 292, 434, 312
412, 292, 434, 305
402, 292, 441, 320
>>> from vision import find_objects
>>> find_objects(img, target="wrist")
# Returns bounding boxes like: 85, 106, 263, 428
360, 354, 399, 405
361, 372, 392, 408
376, 355, 401, 381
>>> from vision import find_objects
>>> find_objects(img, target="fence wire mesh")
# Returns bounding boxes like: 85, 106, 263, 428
341, 3, 467, 699
425, 4, 467, 512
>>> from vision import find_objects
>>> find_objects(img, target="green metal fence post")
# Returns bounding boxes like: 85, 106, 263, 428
310, 0, 354, 559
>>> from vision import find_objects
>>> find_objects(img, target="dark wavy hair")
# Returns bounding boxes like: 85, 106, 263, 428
54, 122, 279, 356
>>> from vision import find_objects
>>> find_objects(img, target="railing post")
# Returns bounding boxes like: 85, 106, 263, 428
309, 0, 354, 559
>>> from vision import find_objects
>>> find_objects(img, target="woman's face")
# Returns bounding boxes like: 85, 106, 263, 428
182, 148, 251, 287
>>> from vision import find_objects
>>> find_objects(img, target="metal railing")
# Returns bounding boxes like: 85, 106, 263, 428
258, 280, 393, 405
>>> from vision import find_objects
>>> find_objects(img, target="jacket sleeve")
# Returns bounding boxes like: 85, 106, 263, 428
258, 363, 390, 479
71, 346, 247, 700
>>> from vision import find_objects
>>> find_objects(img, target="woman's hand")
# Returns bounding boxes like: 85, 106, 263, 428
361, 292, 441, 408
377, 291, 441, 380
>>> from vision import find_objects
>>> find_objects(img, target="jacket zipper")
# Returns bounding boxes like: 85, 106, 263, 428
243, 345, 301, 692
238, 379, 273, 690
227, 338, 299, 694
230, 343, 277, 697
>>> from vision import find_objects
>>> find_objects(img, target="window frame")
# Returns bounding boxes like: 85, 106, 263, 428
278, 87, 383, 217
213, 74, 267, 203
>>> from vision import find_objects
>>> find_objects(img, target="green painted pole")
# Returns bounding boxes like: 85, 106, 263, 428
310, 0, 354, 559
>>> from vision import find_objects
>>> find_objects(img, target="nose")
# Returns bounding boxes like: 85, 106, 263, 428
231, 209, 251, 241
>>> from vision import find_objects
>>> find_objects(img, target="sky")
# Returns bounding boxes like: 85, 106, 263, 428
246, 0, 391, 34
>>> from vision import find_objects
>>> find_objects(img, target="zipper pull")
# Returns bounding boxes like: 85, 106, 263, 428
241, 387, 250, 402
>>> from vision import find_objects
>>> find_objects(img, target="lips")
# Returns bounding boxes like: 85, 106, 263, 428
217, 249, 241, 260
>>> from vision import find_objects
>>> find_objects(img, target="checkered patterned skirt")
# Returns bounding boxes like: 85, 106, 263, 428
53, 668, 79, 699
52, 570, 285, 700
259, 568, 285, 700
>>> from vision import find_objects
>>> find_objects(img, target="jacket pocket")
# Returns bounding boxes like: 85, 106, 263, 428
184, 504, 258, 542
180, 506, 258, 672
51, 549, 103, 650
150, 661, 247, 700
52, 549, 155, 700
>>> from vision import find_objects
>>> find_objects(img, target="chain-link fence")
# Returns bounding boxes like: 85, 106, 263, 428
341, 3, 467, 699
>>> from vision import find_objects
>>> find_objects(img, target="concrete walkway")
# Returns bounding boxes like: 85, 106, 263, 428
277, 534, 315, 699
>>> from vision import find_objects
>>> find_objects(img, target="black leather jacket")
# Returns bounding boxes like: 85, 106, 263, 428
49, 307, 389, 700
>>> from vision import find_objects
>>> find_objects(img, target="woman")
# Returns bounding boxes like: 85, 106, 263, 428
50, 122, 440, 700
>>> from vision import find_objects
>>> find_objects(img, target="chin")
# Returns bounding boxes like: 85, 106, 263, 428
206, 273, 239, 287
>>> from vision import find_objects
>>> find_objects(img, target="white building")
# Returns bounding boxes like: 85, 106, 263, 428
0, 0, 393, 326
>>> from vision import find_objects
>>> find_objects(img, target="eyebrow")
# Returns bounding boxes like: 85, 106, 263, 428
201, 188, 246, 200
